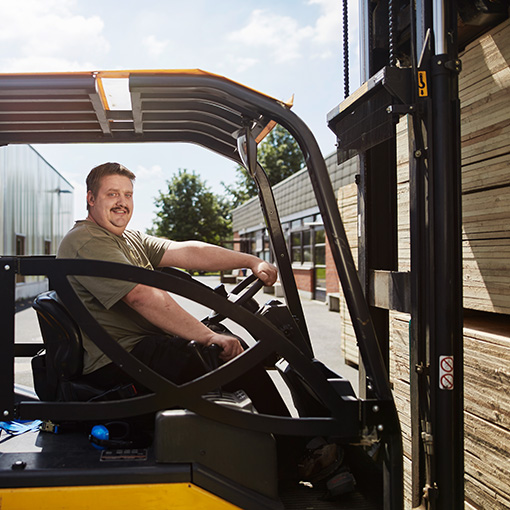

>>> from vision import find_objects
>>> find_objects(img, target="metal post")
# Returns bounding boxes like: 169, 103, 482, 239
429, 1, 464, 508
0, 258, 16, 420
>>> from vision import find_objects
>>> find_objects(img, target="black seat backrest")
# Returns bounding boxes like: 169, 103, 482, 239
33, 290, 83, 380
32, 291, 140, 402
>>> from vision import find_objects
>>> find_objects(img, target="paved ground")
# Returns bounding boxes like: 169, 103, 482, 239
13, 276, 359, 400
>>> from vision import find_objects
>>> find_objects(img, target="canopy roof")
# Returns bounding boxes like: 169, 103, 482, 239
0, 70, 292, 164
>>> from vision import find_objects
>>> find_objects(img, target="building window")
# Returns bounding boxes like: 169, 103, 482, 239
290, 223, 314, 264
16, 234, 25, 283
291, 231, 302, 262
313, 226, 326, 301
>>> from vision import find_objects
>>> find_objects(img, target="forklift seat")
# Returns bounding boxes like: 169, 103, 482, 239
32, 290, 137, 402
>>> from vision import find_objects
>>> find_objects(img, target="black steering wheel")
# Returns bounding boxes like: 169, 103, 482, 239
206, 272, 264, 326
186, 274, 264, 375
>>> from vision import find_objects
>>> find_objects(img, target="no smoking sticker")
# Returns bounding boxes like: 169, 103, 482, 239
439, 355, 454, 390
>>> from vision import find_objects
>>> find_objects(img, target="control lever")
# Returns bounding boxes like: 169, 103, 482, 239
188, 341, 223, 396
188, 341, 222, 372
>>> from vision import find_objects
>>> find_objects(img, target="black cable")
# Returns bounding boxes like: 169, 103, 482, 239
343, 0, 350, 98
389, 0, 397, 66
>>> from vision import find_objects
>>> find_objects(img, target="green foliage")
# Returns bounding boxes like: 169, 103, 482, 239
224, 125, 305, 208
148, 169, 232, 244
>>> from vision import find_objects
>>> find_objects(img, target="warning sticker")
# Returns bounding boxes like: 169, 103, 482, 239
418, 71, 428, 97
439, 355, 454, 390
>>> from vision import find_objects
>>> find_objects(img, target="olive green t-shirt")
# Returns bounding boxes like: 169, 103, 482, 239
56, 220, 173, 374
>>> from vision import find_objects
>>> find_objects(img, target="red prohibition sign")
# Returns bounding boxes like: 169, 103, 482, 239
440, 356, 454, 373
441, 373, 454, 390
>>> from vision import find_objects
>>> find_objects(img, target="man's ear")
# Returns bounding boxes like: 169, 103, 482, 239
86, 190, 95, 208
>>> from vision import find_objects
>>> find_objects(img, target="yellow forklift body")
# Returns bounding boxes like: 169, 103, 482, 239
0, 483, 241, 510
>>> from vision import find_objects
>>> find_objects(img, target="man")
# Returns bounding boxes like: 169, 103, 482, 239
57, 162, 287, 415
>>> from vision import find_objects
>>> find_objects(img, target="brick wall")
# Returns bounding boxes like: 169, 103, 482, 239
293, 267, 314, 293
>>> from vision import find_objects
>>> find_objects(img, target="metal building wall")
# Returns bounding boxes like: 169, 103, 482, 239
0, 145, 74, 299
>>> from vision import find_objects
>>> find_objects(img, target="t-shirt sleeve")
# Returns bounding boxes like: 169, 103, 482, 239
73, 236, 139, 310
140, 233, 173, 267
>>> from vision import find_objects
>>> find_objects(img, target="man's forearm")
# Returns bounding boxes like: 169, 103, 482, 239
159, 241, 261, 272
122, 283, 244, 360
123, 283, 215, 344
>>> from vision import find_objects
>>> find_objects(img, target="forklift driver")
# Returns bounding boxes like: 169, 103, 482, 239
56, 162, 290, 417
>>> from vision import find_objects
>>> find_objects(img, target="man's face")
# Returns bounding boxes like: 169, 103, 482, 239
87, 174, 134, 235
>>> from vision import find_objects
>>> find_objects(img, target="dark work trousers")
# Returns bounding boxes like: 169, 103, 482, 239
81, 334, 291, 417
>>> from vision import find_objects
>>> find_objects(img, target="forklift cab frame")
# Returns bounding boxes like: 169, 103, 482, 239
0, 70, 402, 509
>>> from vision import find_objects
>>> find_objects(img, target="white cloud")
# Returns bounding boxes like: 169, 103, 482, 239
227, 2, 359, 66
0, 0, 109, 72
308, 0, 342, 45
142, 35, 169, 58
228, 9, 314, 63
308, 0, 360, 53
136, 164, 164, 178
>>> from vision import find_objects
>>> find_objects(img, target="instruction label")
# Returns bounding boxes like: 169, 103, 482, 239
439, 355, 454, 390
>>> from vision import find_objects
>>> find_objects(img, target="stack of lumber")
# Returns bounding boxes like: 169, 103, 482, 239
461, 19, 510, 314
389, 311, 510, 509
336, 18, 510, 509
395, 19, 510, 509
337, 183, 359, 366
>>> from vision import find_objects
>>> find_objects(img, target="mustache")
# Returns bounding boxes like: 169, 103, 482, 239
111, 206, 130, 213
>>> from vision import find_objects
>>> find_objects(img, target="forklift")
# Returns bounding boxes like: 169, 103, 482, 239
1, 1, 504, 508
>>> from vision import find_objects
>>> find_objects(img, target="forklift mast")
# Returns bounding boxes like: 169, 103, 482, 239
327, 1, 475, 508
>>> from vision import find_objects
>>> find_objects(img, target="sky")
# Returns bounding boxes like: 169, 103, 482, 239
0, 0, 360, 231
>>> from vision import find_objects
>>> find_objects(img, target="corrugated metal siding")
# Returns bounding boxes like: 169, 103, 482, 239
0, 145, 74, 299
0, 145, 73, 256
232, 152, 359, 233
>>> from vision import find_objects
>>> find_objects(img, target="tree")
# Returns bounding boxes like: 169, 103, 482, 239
148, 169, 231, 245
224, 125, 305, 208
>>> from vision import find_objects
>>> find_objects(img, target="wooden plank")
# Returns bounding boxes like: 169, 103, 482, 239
389, 312, 510, 509
462, 153, 510, 193
403, 455, 413, 510
459, 20, 510, 166
462, 185, 510, 240
459, 19, 510, 93
464, 315, 510, 430
465, 471, 510, 510
465, 411, 510, 504
463, 238, 510, 314
464, 333, 510, 429
339, 296, 358, 366
389, 312, 411, 384
397, 181, 410, 271
337, 183, 360, 366
393, 378, 412, 459
396, 116, 409, 172
461, 117, 510, 166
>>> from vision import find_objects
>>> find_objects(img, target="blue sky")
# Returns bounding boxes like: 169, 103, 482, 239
0, 0, 360, 231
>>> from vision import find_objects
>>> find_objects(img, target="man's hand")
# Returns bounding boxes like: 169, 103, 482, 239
206, 332, 243, 361
252, 260, 278, 286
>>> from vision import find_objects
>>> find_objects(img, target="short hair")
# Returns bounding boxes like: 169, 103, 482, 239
86, 162, 136, 210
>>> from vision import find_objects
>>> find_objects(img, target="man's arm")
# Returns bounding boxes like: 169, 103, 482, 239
157, 241, 277, 286
122, 283, 243, 361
